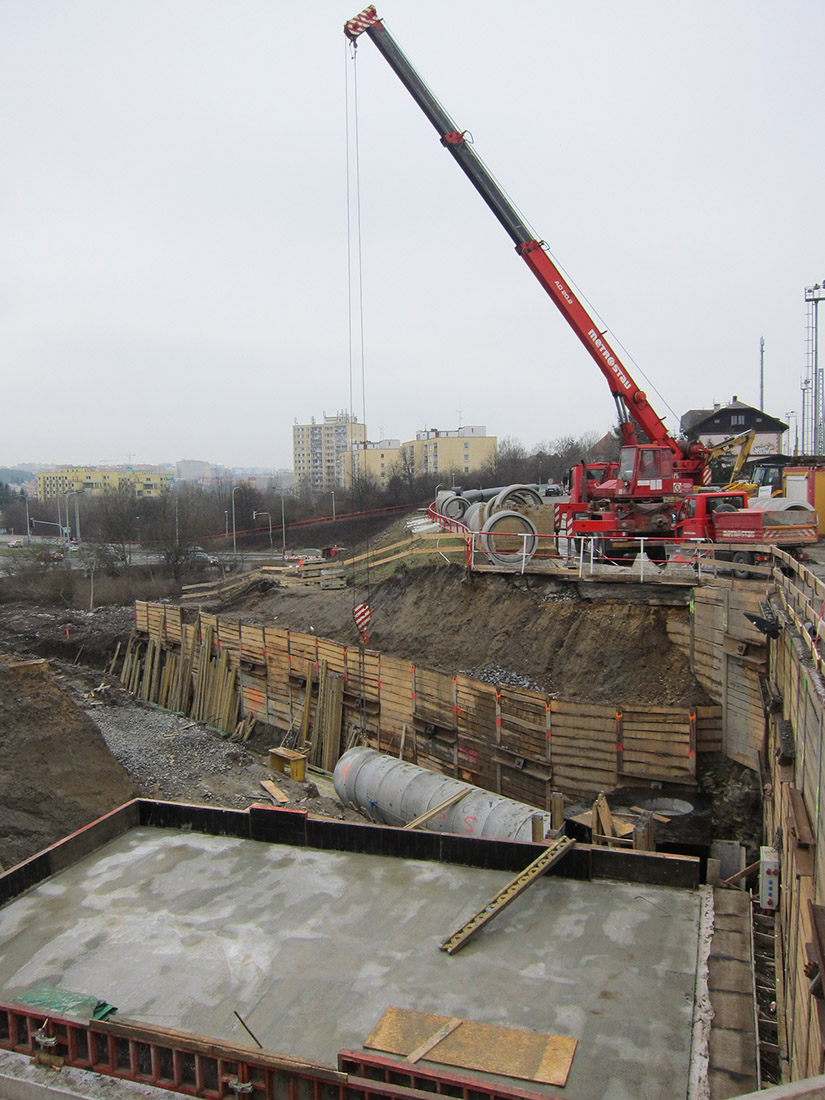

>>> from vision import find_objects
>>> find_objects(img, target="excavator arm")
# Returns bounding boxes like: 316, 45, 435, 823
345, 6, 698, 470
704, 429, 755, 485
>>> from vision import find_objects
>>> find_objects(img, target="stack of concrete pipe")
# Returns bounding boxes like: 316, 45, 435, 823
434, 484, 545, 566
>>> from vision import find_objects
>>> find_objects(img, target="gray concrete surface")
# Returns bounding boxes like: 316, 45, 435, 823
0, 828, 703, 1100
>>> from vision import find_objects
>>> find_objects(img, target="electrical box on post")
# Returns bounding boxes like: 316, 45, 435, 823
760, 845, 780, 911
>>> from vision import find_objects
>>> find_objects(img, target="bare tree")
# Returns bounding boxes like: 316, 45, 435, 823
94, 484, 139, 563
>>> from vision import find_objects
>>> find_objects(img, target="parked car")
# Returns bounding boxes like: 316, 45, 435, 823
7, 539, 23, 548
38, 550, 64, 563
184, 546, 219, 566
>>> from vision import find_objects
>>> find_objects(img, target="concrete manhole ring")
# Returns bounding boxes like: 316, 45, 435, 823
639, 797, 693, 817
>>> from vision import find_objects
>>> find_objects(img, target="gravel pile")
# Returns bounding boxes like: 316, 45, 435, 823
459, 665, 546, 692
87, 703, 265, 807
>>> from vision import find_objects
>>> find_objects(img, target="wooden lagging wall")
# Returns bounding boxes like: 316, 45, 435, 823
765, 619, 825, 1079
665, 584, 767, 767
135, 602, 721, 802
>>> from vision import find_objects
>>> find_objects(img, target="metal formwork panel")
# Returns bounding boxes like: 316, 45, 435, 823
1, 1001, 507, 1100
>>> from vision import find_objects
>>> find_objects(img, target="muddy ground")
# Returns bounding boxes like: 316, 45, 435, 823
0, 562, 762, 869
0, 654, 362, 870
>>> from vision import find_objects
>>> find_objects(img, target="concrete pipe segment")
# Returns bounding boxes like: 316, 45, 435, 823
464, 501, 489, 532
480, 510, 538, 566
439, 493, 469, 520
490, 484, 544, 513
334, 746, 553, 842
747, 497, 815, 512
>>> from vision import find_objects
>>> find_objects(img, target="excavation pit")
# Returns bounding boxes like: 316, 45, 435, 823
0, 800, 709, 1100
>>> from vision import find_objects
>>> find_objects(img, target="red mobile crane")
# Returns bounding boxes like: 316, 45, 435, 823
344, 6, 711, 543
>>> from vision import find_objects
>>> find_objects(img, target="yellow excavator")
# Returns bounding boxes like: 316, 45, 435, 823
709, 429, 785, 496
702, 429, 770, 494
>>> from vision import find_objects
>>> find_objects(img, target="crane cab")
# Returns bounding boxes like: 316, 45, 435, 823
602, 446, 694, 499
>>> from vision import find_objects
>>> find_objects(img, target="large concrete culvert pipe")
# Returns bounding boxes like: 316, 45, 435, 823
334, 746, 554, 842
480, 510, 538, 567
439, 493, 469, 520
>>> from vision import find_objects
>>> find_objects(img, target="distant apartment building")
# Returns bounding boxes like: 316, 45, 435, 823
36, 466, 173, 501
293, 412, 366, 492
176, 459, 213, 482
402, 426, 496, 479
343, 425, 497, 488
348, 439, 402, 488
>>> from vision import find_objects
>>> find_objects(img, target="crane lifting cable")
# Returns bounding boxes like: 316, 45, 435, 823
344, 37, 374, 709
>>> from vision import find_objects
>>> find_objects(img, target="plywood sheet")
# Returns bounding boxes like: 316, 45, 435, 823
364, 1006, 577, 1087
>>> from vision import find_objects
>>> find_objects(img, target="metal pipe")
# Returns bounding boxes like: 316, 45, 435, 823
334, 747, 554, 842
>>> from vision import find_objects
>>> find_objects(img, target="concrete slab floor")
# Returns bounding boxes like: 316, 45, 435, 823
0, 828, 703, 1100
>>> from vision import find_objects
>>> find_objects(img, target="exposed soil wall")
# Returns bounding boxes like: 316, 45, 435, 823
0, 659, 137, 868
228, 564, 710, 706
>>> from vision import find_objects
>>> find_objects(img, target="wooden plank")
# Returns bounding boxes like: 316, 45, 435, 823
789, 787, 815, 848
719, 859, 760, 888
260, 779, 290, 805
620, 727, 691, 743
545, 717, 616, 737
403, 788, 471, 830
619, 762, 696, 783
549, 700, 619, 720
498, 712, 547, 736
406, 1019, 464, 1065
549, 743, 614, 763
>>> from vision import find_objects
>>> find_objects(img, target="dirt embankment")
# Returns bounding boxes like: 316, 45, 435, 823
0, 565, 708, 705
222, 564, 710, 707
0, 658, 138, 869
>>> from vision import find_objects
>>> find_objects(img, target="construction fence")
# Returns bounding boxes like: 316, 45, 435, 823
127, 601, 724, 802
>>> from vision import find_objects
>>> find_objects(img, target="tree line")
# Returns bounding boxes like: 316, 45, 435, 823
0, 429, 612, 570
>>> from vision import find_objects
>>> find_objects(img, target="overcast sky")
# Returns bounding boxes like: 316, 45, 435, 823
3, 2, 824, 471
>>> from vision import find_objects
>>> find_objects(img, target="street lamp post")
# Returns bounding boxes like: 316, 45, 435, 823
253, 510, 273, 549
331, 491, 336, 521
231, 486, 240, 555
280, 489, 286, 557
64, 491, 81, 544
224, 510, 229, 538
786, 411, 799, 456
804, 283, 825, 453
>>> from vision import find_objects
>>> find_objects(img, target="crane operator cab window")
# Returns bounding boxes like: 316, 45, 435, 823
619, 446, 672, 484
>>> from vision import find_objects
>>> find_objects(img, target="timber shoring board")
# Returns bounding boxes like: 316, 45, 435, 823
133, 600, 716, 797
364, 1006, 577, 1088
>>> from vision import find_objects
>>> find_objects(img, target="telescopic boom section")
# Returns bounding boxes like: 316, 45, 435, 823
345, 6, 682, 457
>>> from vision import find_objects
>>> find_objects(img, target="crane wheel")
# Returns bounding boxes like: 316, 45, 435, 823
731, 550, 753, 580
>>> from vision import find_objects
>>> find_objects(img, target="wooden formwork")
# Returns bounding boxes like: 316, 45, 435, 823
123, 602, 722, 802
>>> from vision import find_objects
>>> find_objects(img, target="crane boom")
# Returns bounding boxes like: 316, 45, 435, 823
344, 6, 696, 469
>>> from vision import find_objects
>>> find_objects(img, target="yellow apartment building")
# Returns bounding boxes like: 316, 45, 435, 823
402, 426, 496, 480
293, 412, 367, 492
343, 426, 497, 488
348, 439, 402, 487
37, 467, 173, 500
